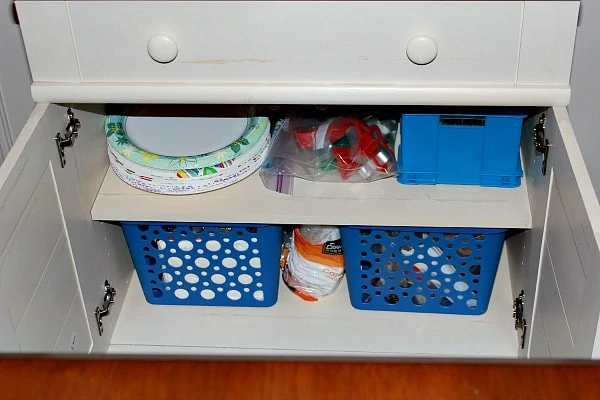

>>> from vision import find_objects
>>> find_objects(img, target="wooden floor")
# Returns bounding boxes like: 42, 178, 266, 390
1, 359, 600, 399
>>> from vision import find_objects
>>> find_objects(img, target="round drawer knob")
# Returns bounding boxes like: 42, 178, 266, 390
147, 34, 178, 64
406, 35, 438, 65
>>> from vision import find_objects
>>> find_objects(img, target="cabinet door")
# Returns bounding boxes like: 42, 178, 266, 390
0, 104, 89, 352
51, 104, 133, 353
0, 296, 19, 352
506, 110, 554, 356
528, 107, 600, 358
0, 104, 131, 353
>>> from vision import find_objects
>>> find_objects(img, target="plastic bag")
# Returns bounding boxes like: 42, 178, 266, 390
281, 226, 345, 302
298, 225, 340, 245
260, 115, 398, 193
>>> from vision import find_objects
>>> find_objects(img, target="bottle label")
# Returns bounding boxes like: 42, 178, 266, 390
322, 239, 343, 255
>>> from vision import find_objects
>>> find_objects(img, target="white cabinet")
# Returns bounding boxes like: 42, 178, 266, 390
4, 103, 598, 359
2, 0, 599, 359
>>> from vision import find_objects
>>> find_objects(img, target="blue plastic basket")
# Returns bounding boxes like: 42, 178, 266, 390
397, 113, 526, 187
121, 222, 283, 307
340, 226, 507, 315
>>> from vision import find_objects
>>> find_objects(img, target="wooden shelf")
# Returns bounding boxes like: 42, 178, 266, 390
92, 168, 532, 228
109, 246, 518, 358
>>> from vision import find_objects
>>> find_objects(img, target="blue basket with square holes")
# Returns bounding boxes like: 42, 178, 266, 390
397, 113, 526, 187
340, 226, 507, 315
121, 222, 282, 307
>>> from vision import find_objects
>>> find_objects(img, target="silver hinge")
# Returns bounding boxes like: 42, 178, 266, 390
533, 114, 551, 176
95, 280, 116, 336
55, 108, 81, 168
513, 290, 527, 350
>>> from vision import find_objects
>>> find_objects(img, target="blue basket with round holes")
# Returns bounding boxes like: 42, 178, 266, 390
339, 226, 507, 315
121, 222, 283, 307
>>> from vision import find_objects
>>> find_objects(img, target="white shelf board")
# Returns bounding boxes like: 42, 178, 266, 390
31, 83, 571, 107
109, 246, 518, 358
92, 168, 532, 228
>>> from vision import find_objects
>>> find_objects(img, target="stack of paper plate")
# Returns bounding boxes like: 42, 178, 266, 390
105, 114, 270, 195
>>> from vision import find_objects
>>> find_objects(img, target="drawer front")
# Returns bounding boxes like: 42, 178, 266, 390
68, 1, 522, 84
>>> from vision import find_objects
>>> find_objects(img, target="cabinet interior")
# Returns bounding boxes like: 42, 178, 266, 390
71, 103, 547, 358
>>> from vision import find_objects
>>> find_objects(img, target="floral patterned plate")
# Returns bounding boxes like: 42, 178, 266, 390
109, 139, 269, 195
105, 115, 269, 171
106, 126, 269, 182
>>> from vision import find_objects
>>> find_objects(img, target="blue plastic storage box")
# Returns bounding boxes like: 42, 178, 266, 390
340, 226, 507, 315
397, 113, 526, 187
121, 222, 283, 307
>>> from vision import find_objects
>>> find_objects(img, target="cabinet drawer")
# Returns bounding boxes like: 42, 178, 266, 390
16, 1, 579, 105
67, 1, 521, 84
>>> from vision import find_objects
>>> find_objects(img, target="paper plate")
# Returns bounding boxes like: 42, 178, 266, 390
105, 115, 269, 170
109, 141, 268, 195
106, 125, 269, 181
126, 116, 247, 157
